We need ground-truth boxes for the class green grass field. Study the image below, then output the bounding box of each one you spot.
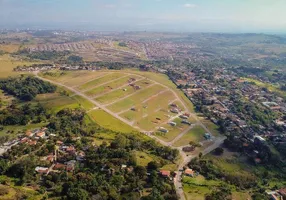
[107,84,165,113]
[88,109,135,133]
[173,125,206,147]
[94,79,153,104]
[72,95,94,110]
[34,93,79,113]
[40,70,107,87]
[84,75,136,97]
[183,175,222,200]
[77,73,126,91]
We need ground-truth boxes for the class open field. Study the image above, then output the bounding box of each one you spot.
[0,54,40,78]
[107,84,165,113]
[183,175,222,200]
[77,73,126,91]
[84,75,137,97]
[88,109,135,133]
[173,125,206,147]
[34,93,79,113]
[95,79,153,104]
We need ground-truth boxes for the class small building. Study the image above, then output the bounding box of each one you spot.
[159,127,168,133]
[53,163,66,170]
[169,122,177,126]
[26,130,34,137]
[182,120,191,125]
[170,108,179,114]
[160,170,170,178]
[36,132,45,138]
[184,168,194,177]
[254,135,266,144]
[180,115,188,119]
[35,167,49,174]
[204,133,212,140]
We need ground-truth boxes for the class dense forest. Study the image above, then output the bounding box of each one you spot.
[0,103,49,126]
[0,76,56,101]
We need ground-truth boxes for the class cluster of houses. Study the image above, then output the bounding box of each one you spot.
[267,187,286,200]
[14,64,102,72]
[168,67,286,154]
[159,167,198,180]
[0,128,49,156]
[35,140,85,175]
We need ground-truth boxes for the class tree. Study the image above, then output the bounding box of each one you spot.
[214,147,224,155]
[67,188,89,200]
[0,159,8,175]
[134,166,147,179]
[147,161,159,171]
[111,134,128,149]
[111,175,124,190]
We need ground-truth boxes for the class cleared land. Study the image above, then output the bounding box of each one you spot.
[39,70,220,148]
[173,125,206,147]
[107,84,165,113]
[77,73,126,91]
[88,109,135,133]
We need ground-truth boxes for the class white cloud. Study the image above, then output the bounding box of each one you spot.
[183,3,197,8]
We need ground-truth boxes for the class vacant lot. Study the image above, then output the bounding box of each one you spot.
[95,79,153,104]
[88,109,135,133]
[77,73,126,91]
[173,125,206,147]
[107,84,165,113]
[84,75,137,97]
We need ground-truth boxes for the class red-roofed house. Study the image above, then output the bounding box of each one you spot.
[160,170,170,177]
[36,132,45,138]
[184,168,194,177]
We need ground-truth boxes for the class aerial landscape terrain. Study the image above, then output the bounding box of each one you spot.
[0,29,285,200]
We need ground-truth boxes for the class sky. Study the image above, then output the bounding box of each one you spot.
[0,0,286,33]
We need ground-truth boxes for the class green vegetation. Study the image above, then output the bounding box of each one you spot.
[14,49,70,61]
[72,95,94,110]
[0,76,56,101]
[107,84,165,113]
[173,126,206,147]
[77,73,125,91]
[88,109,135,133]
[1,108,179,200]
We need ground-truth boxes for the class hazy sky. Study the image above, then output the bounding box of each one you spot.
[0,0,286,32]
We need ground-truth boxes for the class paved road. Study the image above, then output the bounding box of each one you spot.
[174,136,226,200]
